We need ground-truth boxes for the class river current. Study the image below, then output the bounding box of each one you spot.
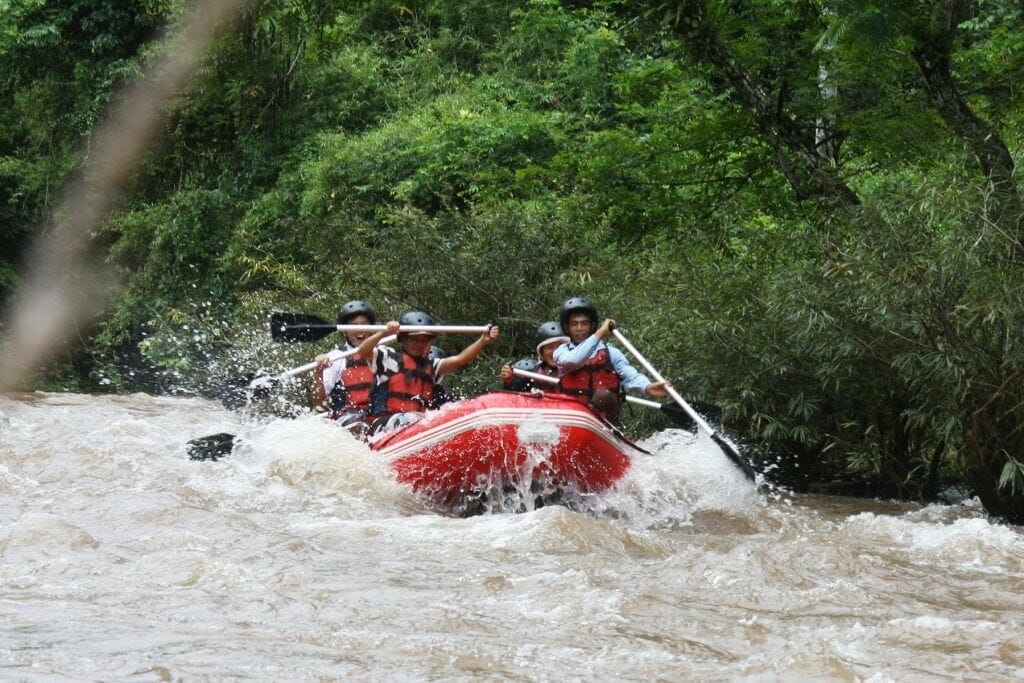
[1,391,1022,680]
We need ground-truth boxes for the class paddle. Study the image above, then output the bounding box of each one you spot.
[610,328,756,481]
[188,412,340,462]
[188,432,237,461]
[510,367,697,430]
[189,337,396,461]
[507,367,659,454]
[270,312,491,343]
[509,367,559,386]
[623,396,697,431]
[249,335,397,389]
[218,334,399,409]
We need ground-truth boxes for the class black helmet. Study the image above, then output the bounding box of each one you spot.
[512,357,540,373]
[338,300,376,324]
[399,310,437,336]
[533,320,569,352]
[559,296,598,331]
[427,345,447,362]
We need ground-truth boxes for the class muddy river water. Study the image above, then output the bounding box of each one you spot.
[1,391,1022,680]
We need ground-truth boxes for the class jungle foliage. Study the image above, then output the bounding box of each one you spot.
[1,0,1022,518]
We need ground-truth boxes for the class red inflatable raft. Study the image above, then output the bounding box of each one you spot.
[369,391,636,512]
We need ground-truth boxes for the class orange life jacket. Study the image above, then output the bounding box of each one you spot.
[372,351,436,416]
[336,355,374,412]
[559,347,620,401]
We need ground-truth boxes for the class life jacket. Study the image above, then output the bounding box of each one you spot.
[370,351,436,417]
[559,347,621,401]
[328,354,374,414]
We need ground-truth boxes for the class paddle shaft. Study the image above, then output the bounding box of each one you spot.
[624,395,665,410]
[611,328,755,480]
[250,335,397,388]
[285,323,491,335]
[610,329,716,436]
[511,367,558,385]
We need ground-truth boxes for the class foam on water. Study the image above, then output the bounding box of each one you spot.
[180,413,412,519]
[591,427,765,533]
[837,511,1024,575]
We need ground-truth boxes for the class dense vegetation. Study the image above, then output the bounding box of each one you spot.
[1,0,1022,518]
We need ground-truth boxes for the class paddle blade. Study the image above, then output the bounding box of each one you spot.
[219,372,259,410]
[188,433,237,461]
[710,432,756,481]
[270,312,335,343]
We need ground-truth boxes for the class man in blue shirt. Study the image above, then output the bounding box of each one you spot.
[553,296,669,422]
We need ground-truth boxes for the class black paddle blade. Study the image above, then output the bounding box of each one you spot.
[219,372,278,409]
[711,432,756,482]
[270,312,336,343]
[219,373,257,410]
[188,433,237,461]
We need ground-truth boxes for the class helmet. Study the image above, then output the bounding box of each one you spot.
[559,296,598,332]
[533,320,569,353]
[338,300,376,324]
[427,345,447,362]
[399,310,437,336]
[512,357,540,373]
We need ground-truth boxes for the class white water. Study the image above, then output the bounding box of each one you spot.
[1,391,1023,679]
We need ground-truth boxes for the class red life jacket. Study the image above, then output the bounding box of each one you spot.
[338,355,374,412]
[559,347,620,401]
[378,351,436,415]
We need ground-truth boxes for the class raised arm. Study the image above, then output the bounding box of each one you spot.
[357,320,400,364]
[554,318,618,373]
[437,324,499,375]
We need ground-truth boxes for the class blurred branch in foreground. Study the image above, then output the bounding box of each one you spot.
[0,0,251,392]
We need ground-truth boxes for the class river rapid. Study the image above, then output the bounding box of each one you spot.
[1,391,1022,680]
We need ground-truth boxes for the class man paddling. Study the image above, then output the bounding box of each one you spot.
[553,296,669,423]
[358,311,499,433]
[312,299,378,429]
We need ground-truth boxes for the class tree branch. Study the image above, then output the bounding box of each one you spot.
[663,0,860,206]
[911,0,1023,231]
